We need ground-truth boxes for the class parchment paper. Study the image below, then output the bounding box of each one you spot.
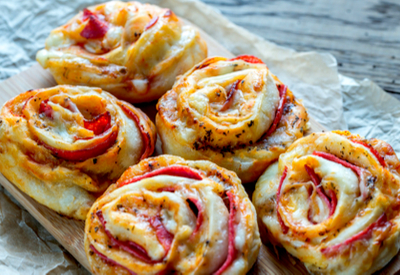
[0,0,399,273]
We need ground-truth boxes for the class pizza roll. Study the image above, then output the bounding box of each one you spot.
[0,85,156,220]
[253,131,400,274]
[84,155,260,275]
[156,55,308,183]
[36,1,207,103]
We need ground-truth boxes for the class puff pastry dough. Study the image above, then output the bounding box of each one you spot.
[36,1,207,103]
[156,56,308,183]
[253,131,400,274]
[0,85,156,220]
[84,155,260,275]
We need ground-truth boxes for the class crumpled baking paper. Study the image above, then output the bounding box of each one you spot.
[0,0,399,273]
[0,188,85,274]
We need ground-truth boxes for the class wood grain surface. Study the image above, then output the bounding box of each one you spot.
[204,0,400,99]
[0,19,334,275]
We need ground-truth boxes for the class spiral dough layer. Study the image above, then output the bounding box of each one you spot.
[156,56,308,183]
[0,85,156,220]
[84,155,260,275]
[253,131,400,274]
[36,1,207,103]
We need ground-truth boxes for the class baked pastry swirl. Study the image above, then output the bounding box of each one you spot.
[156,55,308,183]
[253,131,400,274]
[84,155,260,275]
[0,85,156,220]
[36,1,207,103]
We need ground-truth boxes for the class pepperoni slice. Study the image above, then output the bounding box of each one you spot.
[96,211,155,263]
[276,166,289,234]
[187,197,204,236]
[39,99,54,119]
[120,104,153,160]
[313,151,363,178]
[220,80,241,112]
[149,216,174,253]
[89,245,137,275]
[229,55,264,64]
[84,112,111,135]
[321,213,390,256]
[352,140,386,167]
[43,128,117,162]
[118,165,203,188]
[265,84,287,137]
[213,191,237,275]
[305,165,337,220]
[80,9,108,39]
[145,16,159,30]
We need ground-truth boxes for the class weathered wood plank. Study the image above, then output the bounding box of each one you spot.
[203,0,400,94]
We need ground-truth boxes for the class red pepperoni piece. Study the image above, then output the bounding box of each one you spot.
[80,9,108,39]
[149,216,174,253]
[43,128,117,162]
[321,213,390,256]
[84,112,111,135]
[220,80,241,112]
[313,151,363,178]
[305,165,337,220]
[120,104,153,161]
[157,187,175,193]
[39,99,54,119]
[82,8,94,21]
[89,245,137,275]
[276,166,289,234]
[96,211,155,263]
[327,189,337,217]
[229,55,264,64]
[187,197,204,236]
[145,16,159,30]
[265,84,287,137]
[213,191,237,275]
[118,165,203,188]
[352,140,386,167]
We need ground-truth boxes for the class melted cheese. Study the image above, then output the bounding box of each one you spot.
[0,85,155,221]
[254,131,400,275]
[36,1,207,103]
[85,155,261,275]
[156,56,308,183]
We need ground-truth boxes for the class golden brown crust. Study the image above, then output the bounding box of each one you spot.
[0,85,156,220]
[156,56,308,183]
[253,131,400,274]
[36,1,207,103]
[84,155,260,275]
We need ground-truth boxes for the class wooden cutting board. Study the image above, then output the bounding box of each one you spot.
[0,19,398,275]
